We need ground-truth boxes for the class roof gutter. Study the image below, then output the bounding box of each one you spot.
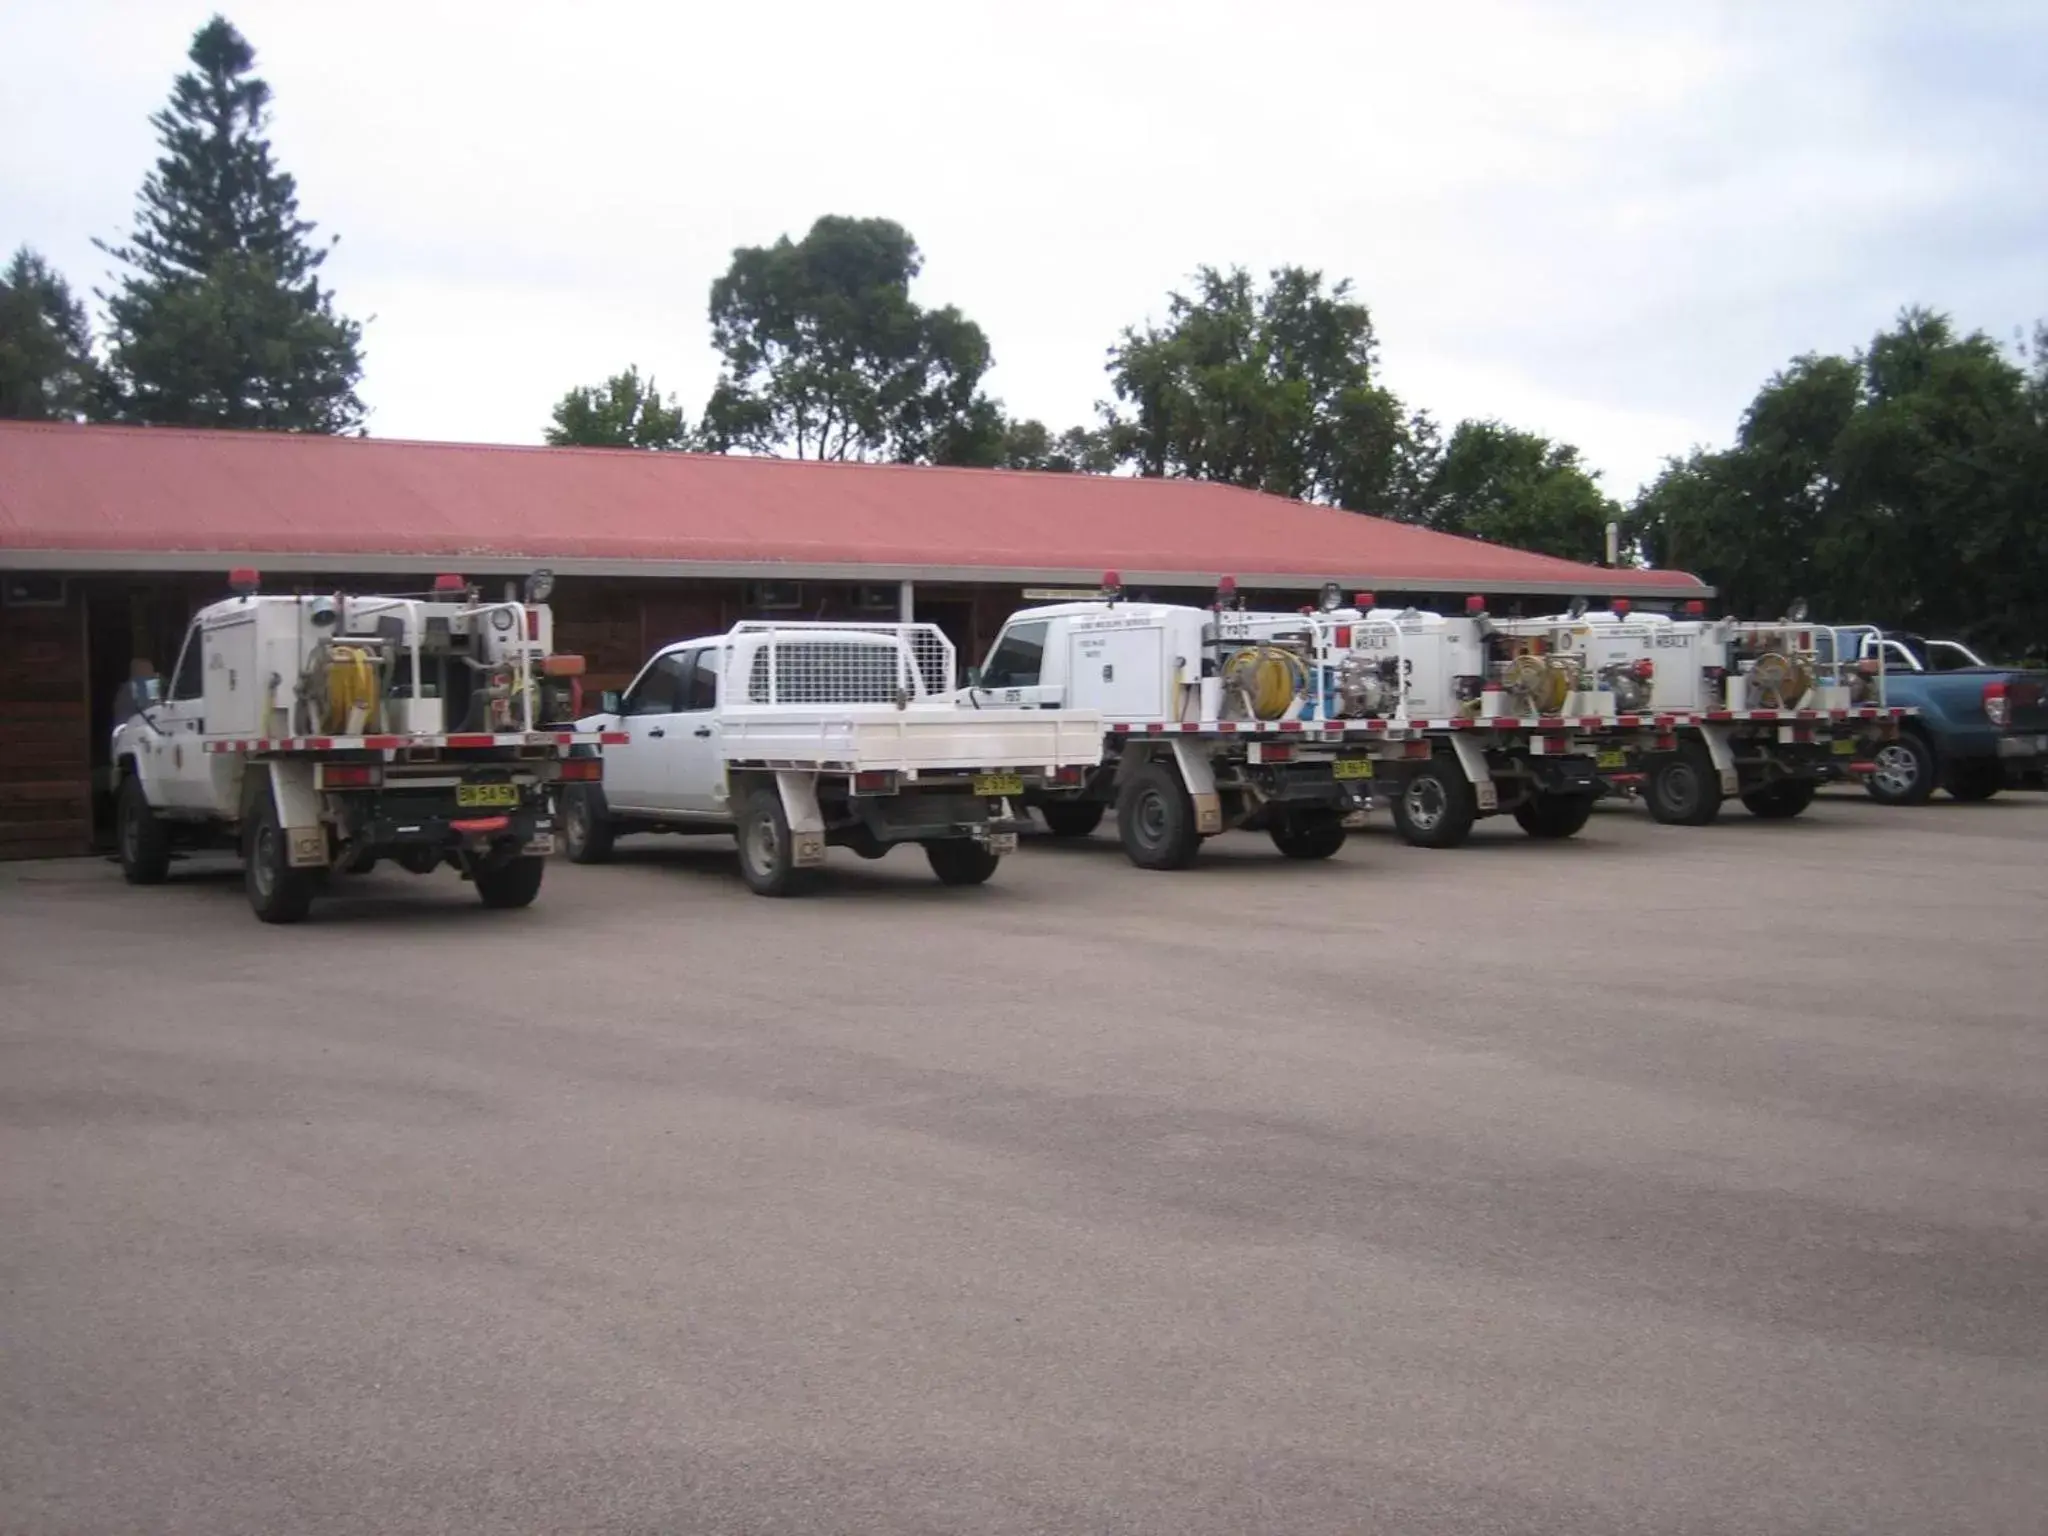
[0,547,1710,598]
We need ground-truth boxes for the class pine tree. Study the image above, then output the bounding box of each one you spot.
[0,247,97,420]
[96,15,364,432]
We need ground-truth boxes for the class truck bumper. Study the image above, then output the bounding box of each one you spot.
[358,804,555,853]
[1995,732,2048,759]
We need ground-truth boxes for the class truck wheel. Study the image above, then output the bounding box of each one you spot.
[1740,780,1817,819]
[1117,763,1201,870]
[1943,759,2004,803]
[1039,799,1105,838]
[1647,742,1724,826]
[561,785,616,863]
[925,839,1001,886]
[736,785,818,897]
[117,775,171,885]
[1513,791,1594,840]
[245,797,317,925]
[1390,759,1477,849]
[1865,732,1935,806]
[474,854,546,909]
[1268,813,1347,860]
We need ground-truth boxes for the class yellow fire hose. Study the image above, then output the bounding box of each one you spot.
[1224,646,1309,721]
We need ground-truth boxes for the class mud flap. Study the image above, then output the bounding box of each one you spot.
[774,771,829,868]
[266,761,328,867]
[1699,724,1740,796]
[1447,733,1498,812]
[1169,739,1224,834]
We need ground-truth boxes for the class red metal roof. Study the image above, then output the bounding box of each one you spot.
[0,421,1704,594]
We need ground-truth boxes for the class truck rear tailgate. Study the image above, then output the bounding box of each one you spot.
[720,708,1104,772]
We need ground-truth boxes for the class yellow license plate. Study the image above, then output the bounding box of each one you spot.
[1332,757,1375,780]
[1831,738,1856,755]
[973,773,1024,797]
[1596,750,1628,770]
[456,783,520,808]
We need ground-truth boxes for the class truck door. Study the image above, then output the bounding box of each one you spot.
[1069,625,1164,718]
[972,619,1061,708]
[606,649,693,814]
[150,621,215,812]
[669,648,727,816]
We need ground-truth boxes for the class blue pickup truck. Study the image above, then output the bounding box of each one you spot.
[1819,632,2048,803]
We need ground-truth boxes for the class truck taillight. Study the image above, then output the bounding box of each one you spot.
[1984,680,2010,726]
[1053,765,1085,785]
[853,770,898,793]
[559,757,602,782]
[1333,625,1353,648]
[317,764,380,789]
[526,610,540,640]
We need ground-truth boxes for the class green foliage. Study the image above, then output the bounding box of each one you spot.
[1408,419,1623,563]
[931,408,1118,473]
[546,367,695,450]
[0,247,96,420]
[96,15,363,432]
[1635,309,2047,654]
[1102,265,1410,512]
[700,216,995,462]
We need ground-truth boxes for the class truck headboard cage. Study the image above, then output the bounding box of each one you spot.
[728,622,958,706]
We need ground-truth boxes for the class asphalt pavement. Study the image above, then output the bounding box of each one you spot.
[3,794,2045,1534]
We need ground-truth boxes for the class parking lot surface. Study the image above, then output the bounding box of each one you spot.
[4,794,2046,1535]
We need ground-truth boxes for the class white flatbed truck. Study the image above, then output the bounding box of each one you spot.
[566,622,1102,894]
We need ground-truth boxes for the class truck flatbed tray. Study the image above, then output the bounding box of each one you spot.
[1103,707,1915,737]
[204,731,629,753]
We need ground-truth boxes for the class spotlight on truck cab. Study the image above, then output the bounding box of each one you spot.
[1318,582,1344,612]
[1567,595,1589,619]
[525,568,555,604]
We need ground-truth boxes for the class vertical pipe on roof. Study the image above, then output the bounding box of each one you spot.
[898,579,915,622]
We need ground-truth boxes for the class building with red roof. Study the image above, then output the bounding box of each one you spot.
[0,420,1703,856]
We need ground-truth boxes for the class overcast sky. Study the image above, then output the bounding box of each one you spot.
[4,0,2042,496]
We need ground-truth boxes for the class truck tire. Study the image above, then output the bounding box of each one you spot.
[1117,763,1201,870]
[1865,731,1936,806]
[1647,742,1724,826]
[736,784,818,897]
[474,854,546,909]
[1268,813,1347,860]
[925,839,1001,886]
[117,775,172,885]
[1390,759,1478,849]
[245,795,317,925]
[1943,759,2004,803]
[561,784,616,863]
[1039,799,1105,838]
[1740,780,1817,819]
[1513,791,1594,840]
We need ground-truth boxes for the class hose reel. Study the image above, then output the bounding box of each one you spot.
[1746,651,1812,709]
[1222,645,1310,721]
[1496,653,1574,716]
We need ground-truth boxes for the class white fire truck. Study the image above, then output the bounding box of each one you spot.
[111,570,619,922]
[568,622,1102,895]
[966,578,1378,869]
[1517,603,1909,823]
[1254,592,1652,849]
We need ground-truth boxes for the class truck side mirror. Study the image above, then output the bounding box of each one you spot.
[965,666,983,688]
[134,677,163,707]
[600,690,622,714]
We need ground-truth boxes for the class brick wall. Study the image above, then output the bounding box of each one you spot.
[0,582,90,860]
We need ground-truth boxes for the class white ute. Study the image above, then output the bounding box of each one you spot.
[565,621,1102,894]
[111,569,617,923]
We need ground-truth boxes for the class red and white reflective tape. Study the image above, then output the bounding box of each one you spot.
[204,730,624,754]
[1101,705,1909,739]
